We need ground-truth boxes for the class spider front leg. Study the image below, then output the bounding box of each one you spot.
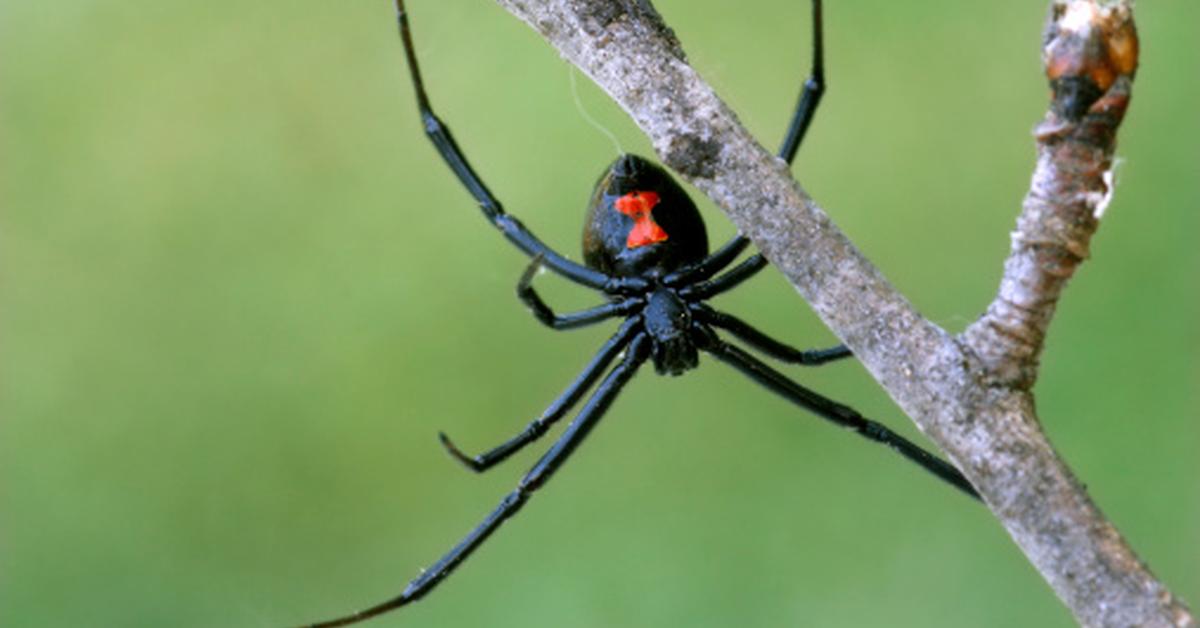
[395,1,645,295]
[307,334,652,628]
[689,303,850,366]
[663,232,750,287]
[680,254,770,301]
[679,0,827,285]
[694,325,979,500]
[517,258,643,330]
[439,318,641,473]
[779,0,826,165]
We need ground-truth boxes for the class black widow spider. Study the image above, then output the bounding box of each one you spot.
[306,1,980,626]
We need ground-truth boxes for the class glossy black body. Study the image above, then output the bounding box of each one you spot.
[641,287,698,375]
[303,2,979,626]
[582,154,709,279]
[582,154,709,375]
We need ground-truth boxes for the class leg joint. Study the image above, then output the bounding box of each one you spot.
[421,111,443,136]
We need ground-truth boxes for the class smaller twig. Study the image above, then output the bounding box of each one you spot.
[963,0,1138,388]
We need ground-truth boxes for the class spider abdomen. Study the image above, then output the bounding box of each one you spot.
[582,154,708,278]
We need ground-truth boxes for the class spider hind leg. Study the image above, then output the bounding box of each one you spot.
[694,325,980,500]
[438,319,641,473]
[690,303,851,366]
[307,334,651,628]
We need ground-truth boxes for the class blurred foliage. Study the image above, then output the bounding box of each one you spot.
[2,1,1197,626]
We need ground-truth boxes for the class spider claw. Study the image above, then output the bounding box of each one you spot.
[438,431,484,473]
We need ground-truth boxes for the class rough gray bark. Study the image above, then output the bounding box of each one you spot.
[493,0,1194,626]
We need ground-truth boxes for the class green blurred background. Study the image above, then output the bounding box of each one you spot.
[3,1,1197,626]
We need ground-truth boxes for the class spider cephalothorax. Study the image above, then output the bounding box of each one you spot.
[304,1,979,626]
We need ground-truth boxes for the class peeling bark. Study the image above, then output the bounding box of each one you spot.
[492,0,1195,626]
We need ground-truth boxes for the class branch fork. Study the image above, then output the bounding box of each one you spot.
[492,0,1192,626]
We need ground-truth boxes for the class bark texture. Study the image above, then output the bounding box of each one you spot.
[492,0,1194,626]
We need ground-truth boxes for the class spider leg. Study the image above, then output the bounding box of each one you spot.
[673,0,827,285]
[662,234,750,287]
[694,325,980,500]
[680,254,769,301]
[779,0,826,165]
[689,303,850,366]
[517,258,643,330]
[395,1,644,294]
[307,334,652,628]
[439,317,642,472]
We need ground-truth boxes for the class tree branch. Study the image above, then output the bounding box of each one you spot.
[493,0,1194,626]
[962,1,1137,387]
